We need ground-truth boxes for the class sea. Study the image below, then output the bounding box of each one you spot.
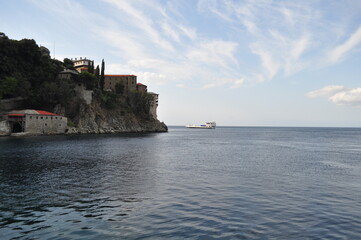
[1,126,361,239]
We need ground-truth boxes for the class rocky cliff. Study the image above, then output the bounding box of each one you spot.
[58,98,167,134]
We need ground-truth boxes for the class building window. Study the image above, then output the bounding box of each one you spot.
[30,116,32,119]
[41,117,43,119]
[45,123,47,126]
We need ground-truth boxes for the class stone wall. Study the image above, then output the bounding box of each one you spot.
[0,120,10,136]
[104,75,137,92]
[25,115,67,134]
[75,83,93,104]
[149,93,159,119]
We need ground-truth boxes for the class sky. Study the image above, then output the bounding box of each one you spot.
[1,0,361,127]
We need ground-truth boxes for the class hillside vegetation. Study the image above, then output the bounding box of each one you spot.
[0,33,156,124]
[0,33,76,108]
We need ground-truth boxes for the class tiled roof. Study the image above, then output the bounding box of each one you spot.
[7,110,60,116]
[105,74,136,77]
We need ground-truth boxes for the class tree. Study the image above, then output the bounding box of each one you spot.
[88,61,94,74]
[0,32,9,39]
[63,58,75,70]
[95,65,100,78]
[100,59,105,90]
[77,72,98,90]
[39,46,51,59]
[29,78,75,109]
[0,76,17,99]
[130,92,152,117]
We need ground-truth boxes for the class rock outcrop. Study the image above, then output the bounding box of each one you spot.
[61,100,167,134]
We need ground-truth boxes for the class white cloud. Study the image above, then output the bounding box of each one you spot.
[291,35,310,60]
[230,78,245,88]
[103,0,175,52]
[98,29,147,61]
[330,88,361,107]
[187,40,238,67]
[307,86,361,107]
[199,0,361,82]
[329,26,361,63]
[161,22,180,42]
[250,44,280,80]
[306,85,347,98]
[134,72,167,86]
[28,0,361,90]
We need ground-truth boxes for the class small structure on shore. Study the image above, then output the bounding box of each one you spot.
[1,110,67,136]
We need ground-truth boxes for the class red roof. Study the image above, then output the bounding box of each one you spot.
[35,110,59,116]
[7,110,60,116]
[105,74,136,77]
[137,83,146,86]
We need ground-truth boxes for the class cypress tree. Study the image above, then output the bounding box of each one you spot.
[95,65,100,88]
[100,59,105,90]
[95,65,100,78]
[89,61,94,74]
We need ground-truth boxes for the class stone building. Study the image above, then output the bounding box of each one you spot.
[148,92,159,119]
[104,75,137,92]
[136,83,147,93]
[72,57,93,73]
[56,69,79,80]
[4,110,67,135]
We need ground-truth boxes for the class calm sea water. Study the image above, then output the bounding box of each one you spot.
[1,127,361,239]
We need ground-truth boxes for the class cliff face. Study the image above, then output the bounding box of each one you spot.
[63,100,167,134]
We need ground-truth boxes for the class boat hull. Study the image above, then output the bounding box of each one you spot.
[185,122,216,129]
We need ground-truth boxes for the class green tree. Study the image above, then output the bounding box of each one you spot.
[30,78,75,109]
[0,76,18,99]
[39,46,50,58]
[63,58,75,70]
[130,92,152,117]
[95,64,100,86]
[77,72,98,90]
[95,65,100,77]
[89,61,94,74]
[0,32,9,39]
[100,59,105,90]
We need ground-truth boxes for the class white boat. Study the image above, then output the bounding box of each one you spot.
[185,122,216,129]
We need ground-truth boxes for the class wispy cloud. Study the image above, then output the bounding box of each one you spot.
[306,85,347,98]
[187,40,238,68]
[307,86,361,108]
[199,0,361,82]
[28,0,361,90]
[328,26,361,63]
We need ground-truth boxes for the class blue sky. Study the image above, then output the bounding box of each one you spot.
[1,0,361,127]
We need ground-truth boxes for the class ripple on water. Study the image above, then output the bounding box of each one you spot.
[1,128,361,239]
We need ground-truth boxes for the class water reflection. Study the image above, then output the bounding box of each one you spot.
[1,128,361,239]
[0,133,162,239]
